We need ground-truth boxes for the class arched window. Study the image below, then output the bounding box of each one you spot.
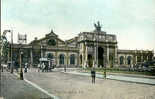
[127,56,132,65]
[59,54,65,65]
[120,56,124,65]
[47,53,54,59]
[70,54,75,65]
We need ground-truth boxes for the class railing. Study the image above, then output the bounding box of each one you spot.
[78,34,117,43]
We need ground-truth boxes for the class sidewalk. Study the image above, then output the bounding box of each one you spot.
[106,72,155,79]
[78,69,155,79]
[66,71,155,85]
[0,70,53,99]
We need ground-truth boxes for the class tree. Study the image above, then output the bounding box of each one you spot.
[1,35,10,63]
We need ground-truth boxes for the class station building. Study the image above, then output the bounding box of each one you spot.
[10,23,154,68]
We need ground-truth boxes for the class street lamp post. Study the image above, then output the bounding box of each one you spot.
[10,30,14,74]
[96,30,99,68]
[62,55,67,72]
[18,33,27,80]
[64,42,68,72]
[104,54,107,79]
[20,50,23,80]
[64,64,66,72]
[64,55,67,72]
[40,42,43,58]
[104,33,107,79]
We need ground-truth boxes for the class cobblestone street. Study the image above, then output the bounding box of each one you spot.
[0,70,53,99]
[24,69,155,99]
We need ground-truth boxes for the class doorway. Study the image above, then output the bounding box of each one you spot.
[98,47,104,67]
[88,54,93,67]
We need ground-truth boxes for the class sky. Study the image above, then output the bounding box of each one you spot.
[1,0,155,52]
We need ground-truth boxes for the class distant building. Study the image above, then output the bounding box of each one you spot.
[10,23,154,68]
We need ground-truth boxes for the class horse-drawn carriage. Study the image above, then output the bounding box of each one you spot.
[38,58,55,72]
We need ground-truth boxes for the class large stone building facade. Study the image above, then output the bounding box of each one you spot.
[10,23,154,68]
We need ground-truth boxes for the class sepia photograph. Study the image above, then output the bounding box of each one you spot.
[1,0,155,99]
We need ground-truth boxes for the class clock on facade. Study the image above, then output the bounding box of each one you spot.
[47,39,56,46]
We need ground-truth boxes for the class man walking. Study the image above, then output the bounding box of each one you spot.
[91,68,96,84]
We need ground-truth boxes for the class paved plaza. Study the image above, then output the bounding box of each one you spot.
[22,69,155,99]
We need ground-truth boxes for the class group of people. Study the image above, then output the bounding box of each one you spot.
[1,62,29,73]
[1,61,97,84]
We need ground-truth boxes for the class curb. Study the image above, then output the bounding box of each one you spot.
[64,71,155,85]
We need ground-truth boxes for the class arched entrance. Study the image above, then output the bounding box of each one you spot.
[98,47,104,67]
[127,56,132,65]
[120,56,124,65]
[59,54,65,65]
[88,54,93,67]
[70,54,75,65]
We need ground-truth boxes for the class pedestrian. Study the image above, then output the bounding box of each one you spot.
[24,63,28,73]
[91,67,96,84]
[42,63,45,72]
[38,63,40,72]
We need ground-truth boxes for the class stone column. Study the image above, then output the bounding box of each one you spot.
[66,52,69,67]
[106,44,109,67]
[79,54,81,66]
[85,45,88,67]
[135,55,137,64]
[56,52,58,67]
[76,53,79,67]
[114,45,118,66]
[118,55,120,65]
[124,55,126,65]
[131,56,133,66]
[141,54,144,62]
[93,43,97,68]
[8,44,11,62]
[82,43,85,67]
[82,54,84,67]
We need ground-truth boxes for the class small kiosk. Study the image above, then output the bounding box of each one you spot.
[39,58,55,72]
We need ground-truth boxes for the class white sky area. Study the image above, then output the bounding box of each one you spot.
[1,0,155,52]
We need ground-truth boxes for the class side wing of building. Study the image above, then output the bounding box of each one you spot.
[117,49,154,67]
[11,30,80,68]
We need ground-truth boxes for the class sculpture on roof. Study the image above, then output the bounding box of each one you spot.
[50,29,54,33]
[94,21,102,31]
